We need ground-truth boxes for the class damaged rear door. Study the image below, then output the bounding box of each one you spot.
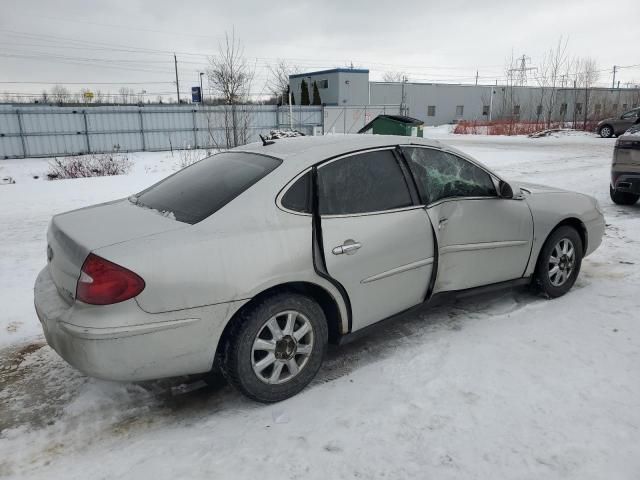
[316,148,435,331]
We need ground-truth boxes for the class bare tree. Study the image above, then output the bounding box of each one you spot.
[94,90,104,104]
[499,51,523,129]
[382,71,407,83]
[50,85,71,103]
[630,82,640,110]
[538,37,570,128]
[207,30,255,148]
[118,87,136,104]
[41,90,49,104]
[267,60,300,103]
[574,57,599,129]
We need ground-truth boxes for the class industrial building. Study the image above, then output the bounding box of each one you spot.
[290,68,640,126]
[288,68,370,106]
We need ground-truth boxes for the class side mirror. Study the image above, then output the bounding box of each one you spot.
[499,180,514,199]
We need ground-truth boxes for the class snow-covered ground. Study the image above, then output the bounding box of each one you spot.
[1,131,639,479]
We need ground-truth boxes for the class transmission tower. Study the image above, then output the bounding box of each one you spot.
[508,55,537,86]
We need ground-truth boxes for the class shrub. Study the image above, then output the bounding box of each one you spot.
[453,120,588,136]
[47,152,132,180]
[174,148,211,170]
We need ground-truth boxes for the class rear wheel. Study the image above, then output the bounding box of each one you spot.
[220,293,327,403]
[599,125,614,138]
[534,226,583,298]
[610,185,639,205]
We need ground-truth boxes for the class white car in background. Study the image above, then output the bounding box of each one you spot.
[35,135,605,402]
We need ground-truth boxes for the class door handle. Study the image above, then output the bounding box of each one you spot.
[438,218,448,230]
[332,239,361,255]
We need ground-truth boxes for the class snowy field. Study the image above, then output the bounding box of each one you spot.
[1,128,639,479]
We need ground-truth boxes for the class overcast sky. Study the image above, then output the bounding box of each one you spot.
[1,0,639,101]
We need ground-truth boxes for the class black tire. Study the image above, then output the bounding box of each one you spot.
[610,185,639,205]
[598,125,614,138]
[220,293,328,403]
[534,226,583,298]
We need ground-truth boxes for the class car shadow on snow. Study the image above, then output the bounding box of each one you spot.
[0,284,541,444]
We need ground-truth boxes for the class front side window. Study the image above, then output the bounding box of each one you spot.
[133,152,281,224]
[318,150,412,215]
[622,108,640,119]
[402,147,497,204]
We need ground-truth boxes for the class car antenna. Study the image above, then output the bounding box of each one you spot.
[259,134,275,146]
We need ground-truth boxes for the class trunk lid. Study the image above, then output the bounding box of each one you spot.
[47,199,185,302]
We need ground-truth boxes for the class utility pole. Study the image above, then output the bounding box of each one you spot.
[199,72,205,105]
[174,53,180,103]
[288,90,293,130]
[401,75,407,116]
[489,86,495,122]
[612,65,617,89]
[475,70,479,86]
[572,80,577,127]
[560,74,568,88]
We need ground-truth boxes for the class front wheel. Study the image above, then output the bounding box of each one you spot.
[610,185,639,205]
[220,293,328,403]
[534,226,583,298]
[599,125,614,138]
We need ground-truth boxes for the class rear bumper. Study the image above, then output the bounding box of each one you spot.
[34,266,245,381]
[611,171,640,195]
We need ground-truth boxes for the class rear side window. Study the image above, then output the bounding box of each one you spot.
[281,171,311,213]
[318,150,412,215]
[402,147,496,204]
[133,152,281,224]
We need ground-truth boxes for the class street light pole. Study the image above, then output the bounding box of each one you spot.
[199,72,205,105]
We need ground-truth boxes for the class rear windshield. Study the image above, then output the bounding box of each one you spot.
[132,152,281,224]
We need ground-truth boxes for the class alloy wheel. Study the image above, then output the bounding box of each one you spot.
[548,238,576,287]
[251,310,314,384]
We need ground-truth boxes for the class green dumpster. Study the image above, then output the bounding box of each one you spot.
[358,115,424,137]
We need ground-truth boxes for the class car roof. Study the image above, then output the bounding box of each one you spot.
[236,134,442,167]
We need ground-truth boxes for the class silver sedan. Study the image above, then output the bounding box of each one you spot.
[34,135,605,402]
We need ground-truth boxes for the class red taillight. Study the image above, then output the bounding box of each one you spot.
[76,254,145,305]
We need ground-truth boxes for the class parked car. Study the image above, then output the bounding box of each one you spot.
[597,107,640,138]
[610,124,640,205]
[34,135,605,402]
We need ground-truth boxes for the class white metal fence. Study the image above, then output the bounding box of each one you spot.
[0,104,400,159]
[323,105,401,134]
